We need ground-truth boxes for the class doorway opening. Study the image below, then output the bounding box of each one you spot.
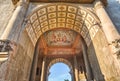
[48,62,72,81]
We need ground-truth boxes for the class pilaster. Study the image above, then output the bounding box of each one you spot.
[74,56,79,81]
[1,0,29,42]
[94,0,120,58]
[81,41,93,81]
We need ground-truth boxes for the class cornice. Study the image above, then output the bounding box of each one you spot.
[11,0,107,6]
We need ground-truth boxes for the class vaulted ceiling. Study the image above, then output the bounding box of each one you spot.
[38,29,82,56]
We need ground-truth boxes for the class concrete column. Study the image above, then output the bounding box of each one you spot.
[1,0,29,41]
[82,41,93,81]
[94,0,120,43]
[74,56,79,81]
[40,56,46,81]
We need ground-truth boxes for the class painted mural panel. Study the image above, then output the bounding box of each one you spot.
[44,30,77,46]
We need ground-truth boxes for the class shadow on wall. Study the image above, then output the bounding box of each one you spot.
[106,0,120,33]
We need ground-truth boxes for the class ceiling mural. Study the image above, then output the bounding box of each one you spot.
[39,29,82,55]
[25,4,101,46]
[44,30,77,46]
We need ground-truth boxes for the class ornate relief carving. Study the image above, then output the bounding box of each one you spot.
[0,40,17,62]
[0,40,16,52]
[110,39,120,58]
[12,0,29,7]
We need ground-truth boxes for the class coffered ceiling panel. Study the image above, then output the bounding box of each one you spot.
[25,4,101,46]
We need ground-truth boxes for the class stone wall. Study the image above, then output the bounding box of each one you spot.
[0,31,35,81]
[8,30,35,81]
[88,29,120,81]
[0,0,14,37]
[106,0,120,33]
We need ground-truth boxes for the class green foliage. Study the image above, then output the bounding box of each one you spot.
[64,79,69,81]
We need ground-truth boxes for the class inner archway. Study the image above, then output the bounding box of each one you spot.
[48,62,72,81]
[27,3,105,81]
[32,29,93,81]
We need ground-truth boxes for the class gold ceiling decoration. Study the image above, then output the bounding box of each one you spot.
[25,4,101,46]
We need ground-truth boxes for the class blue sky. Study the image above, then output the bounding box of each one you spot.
[48,63,71,81]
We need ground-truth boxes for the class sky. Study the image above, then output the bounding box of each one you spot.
[116,0,120,3]
[48,63,71,81]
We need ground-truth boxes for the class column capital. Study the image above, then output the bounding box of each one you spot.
[12,0,29,6]
[16,0,29,8]
[94,0,104,10]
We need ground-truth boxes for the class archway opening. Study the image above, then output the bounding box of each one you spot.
[48,62,72,81]
[27,3,104,81]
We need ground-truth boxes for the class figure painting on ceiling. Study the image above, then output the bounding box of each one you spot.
[44,30,77,46]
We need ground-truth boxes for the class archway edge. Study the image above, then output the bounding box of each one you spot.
[47,58,73,73]
[25,3,101,46]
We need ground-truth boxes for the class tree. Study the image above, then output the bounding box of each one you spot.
[64,79,69,81]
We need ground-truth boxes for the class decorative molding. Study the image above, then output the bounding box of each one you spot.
[12,0,29,8]
[30,0,94,3]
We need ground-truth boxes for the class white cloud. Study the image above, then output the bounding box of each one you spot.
[48,74,71,81]
[116,0,120,3]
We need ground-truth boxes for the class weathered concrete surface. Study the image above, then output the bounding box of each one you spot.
[0,31,35,81]
[0,61,8,81]
[0,0,14,37]
[88,29,120,81]
[106,0,120,33]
